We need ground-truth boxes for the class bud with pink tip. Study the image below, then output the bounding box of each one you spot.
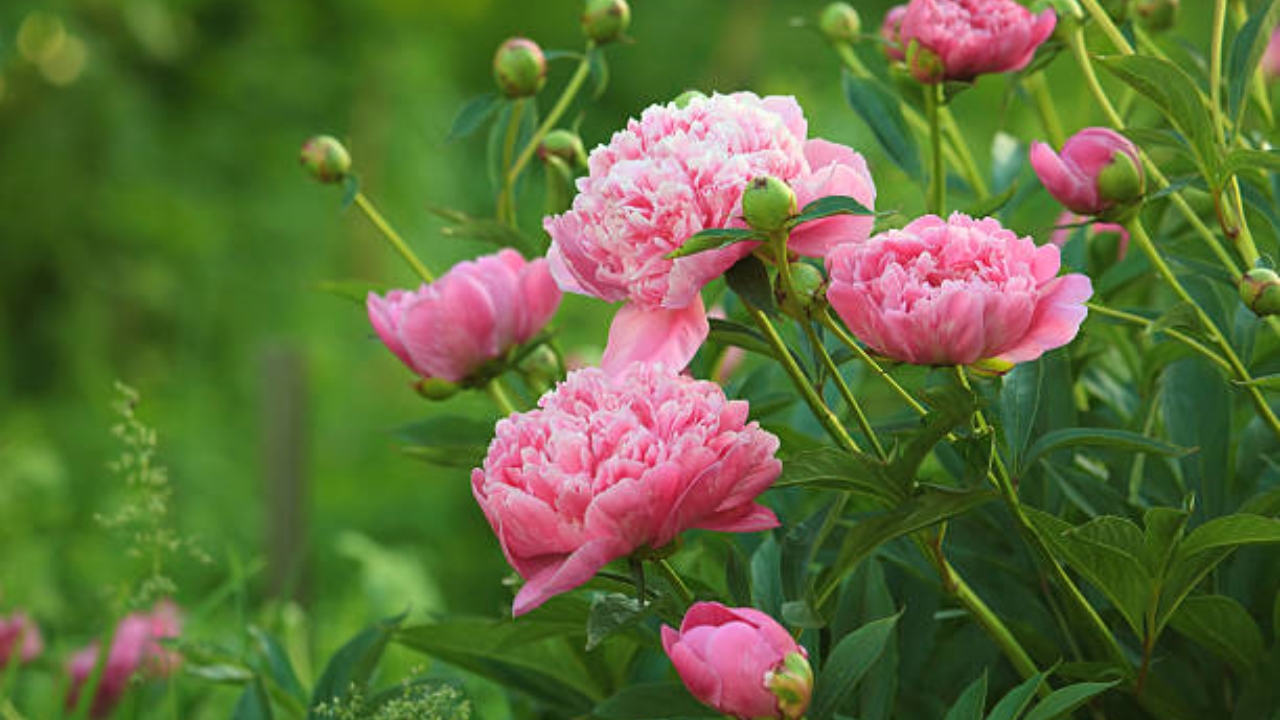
[493,38,547,98]
[66,601,182,719]
[1263,28,1280,82]
[581,0,630,44]
[300,135,351,184]
[0,612,43,668]
[1030,127,1144,220]
[899,0,1056,84]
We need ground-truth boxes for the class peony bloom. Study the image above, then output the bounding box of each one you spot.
[367,249,561,385]
[1030,127,1144,218]
[1050,211,1130,261]
[0,612,43,667]
[472,363,782,616]
[899,0,1056,83]
[544,92,876,374]
[881,5,908,62]
[1264,28,1280,81]
[826,213,1092,366]
[663,602,812,720]
[66,601,183,719]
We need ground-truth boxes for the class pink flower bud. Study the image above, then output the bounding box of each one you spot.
[66,601,183,719]
[662,602,811,720]
[472,365,781,616]
[881,5,908,61]
[367,249,562,385]
[0,612,43,667]
[1264,28,1280,82]
[1030,127,1144,218]
[899,0,1056,83]
[826,212,1092,367]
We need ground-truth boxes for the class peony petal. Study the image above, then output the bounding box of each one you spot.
[601,297,710,375]
[996,273,1093,363]
[512,537,626,616]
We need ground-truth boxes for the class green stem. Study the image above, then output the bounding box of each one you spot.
[1025,72,1066,148]
[498,98,526,226]
[801,320,887,460]
[745,304,862,454]
[1210,0,1229,144]
[506,44,595,186]
[486,379,519,416]
[354,192,434,283]
[654,559,695,609]
[924,83,946,215]
[1086,302,1232,374]
[1078,0,1135,53]
[1125,220,1280,441]
[819,310,928,416]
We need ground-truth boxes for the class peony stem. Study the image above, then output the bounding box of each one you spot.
[819,310,928,416]
[924,83,946,215]
[1086,303,1232,374]
[629,557,647,607]
[1024,72,1066,148]
[800,320,887,460]
[1077,0,1135,54]
[506,43,595,188]
[497,98,526,226]
[1124,220,1280,441]
[486,379,519,417]
[353,192,435,283]
[654,558,695,610]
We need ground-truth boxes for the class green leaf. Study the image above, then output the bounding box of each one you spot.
[587,46,609,99]
[1000,359,1044,475]
[1175,514,1280,557]
[1097,56,1220,182]
[1141,507,1190,578]
[448,93,501,141]
[886,383,977,490]
[1231,373,1280,390]
[1023,681,1119,720]
[808,613,901,720]
[941,672,987,720]
[774,447,899,501]
[788,195,881,228]
[593,681,719,719]
[439,218,538,256]
[751,535,784,618]
[781,599,827,629]
[707,318,777,359]
[781,499,840,602]
[394,416,495,469]
[307,613,405,719]
[841,71,922,179]
[985,670,1046,720]
[664,227,762,259]
[1169,594,1266,670]
[585,593,650,651]
[313,279,393,305]
[1020,427,1188,474]
[1222,149,1280,180]
[725,255,779,317]
[1226,1,1280,131]
[231,679,274,720]
[187,663,254,683]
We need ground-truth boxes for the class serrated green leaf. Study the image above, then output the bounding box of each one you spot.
[789,195,881,228]
[726,254,779,316]
[1169,594,1266,670]
[585,593,649,651]
[809,613,901,720]
[593,681,719,719]
[985,670,1047,720]
[448,93,502,141]
[841,71,921,179]
[664,227,762,259]
[1023,680,1119,720]
[941,672,987,720]
[1021,427,1188,474]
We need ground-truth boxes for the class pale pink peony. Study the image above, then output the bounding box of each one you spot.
[881,5,908,61]
[367,249,561,384]
[66,601,183,719]
[0,612,43,667]
[544,92,876,374]
[662,602,811,720]
[1263,28,1280,80]
[826,213,1092,366]
[1030,127,1143,217]
[472,363,782,616]
[1051,211,1130,260]
[900,0,1056,83]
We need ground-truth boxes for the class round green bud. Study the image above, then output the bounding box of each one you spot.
[299,135,351,184]
[906,40,945,84]
[538,129,587,168]
[741,175,797,232]
[493,38,547,98]
[1240,268,1280,317]
[786,262,827,311]
[818,3,861,44]
[765,652,814,720]
[582,0,631,44]
[672,89,707,108]
[415,377,460,401]
[1097,150,1145,210]
[518,345,562,387]
[1134,0,1177,32]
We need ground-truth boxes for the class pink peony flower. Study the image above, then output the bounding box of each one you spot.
[1050,211,1130,260]
[0,612,43,667]
[367,249,561,384]
[472,363,782,616]
[826,213,1092,366]
[662,602,812,720]
[900,0,1056,83]
[881,5,908,61]
[544,92,876,374]
[1030,127,1144,218]
[1263,28,1280,81]
[66,601,183,719]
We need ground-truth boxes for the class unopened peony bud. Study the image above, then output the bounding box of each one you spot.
[1134,0,1177,31]
[1240,268,1280,317]
[900,0,1057,83]
[766,652,814,720]
[779,262,826,320]
[742,176,797,232]
[493,38,547,98]
[672,89,707,108]
[1030,127,1144,220]
[300,135,351,184]
[581,0,630,44]
[538,129,587,168]
[818,3,861,44]
[416,377,460,400]
[1096,149,1145,209]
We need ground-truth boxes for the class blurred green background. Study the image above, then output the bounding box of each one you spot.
[0,0,1220,716]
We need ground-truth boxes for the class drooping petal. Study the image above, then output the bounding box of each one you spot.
[601,297,710,375]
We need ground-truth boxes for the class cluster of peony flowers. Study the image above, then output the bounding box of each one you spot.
[66,601,183,719]
[471,363,782,615]
[0,611,43,668]
[544,91,876,373]
[367,249,561,388]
